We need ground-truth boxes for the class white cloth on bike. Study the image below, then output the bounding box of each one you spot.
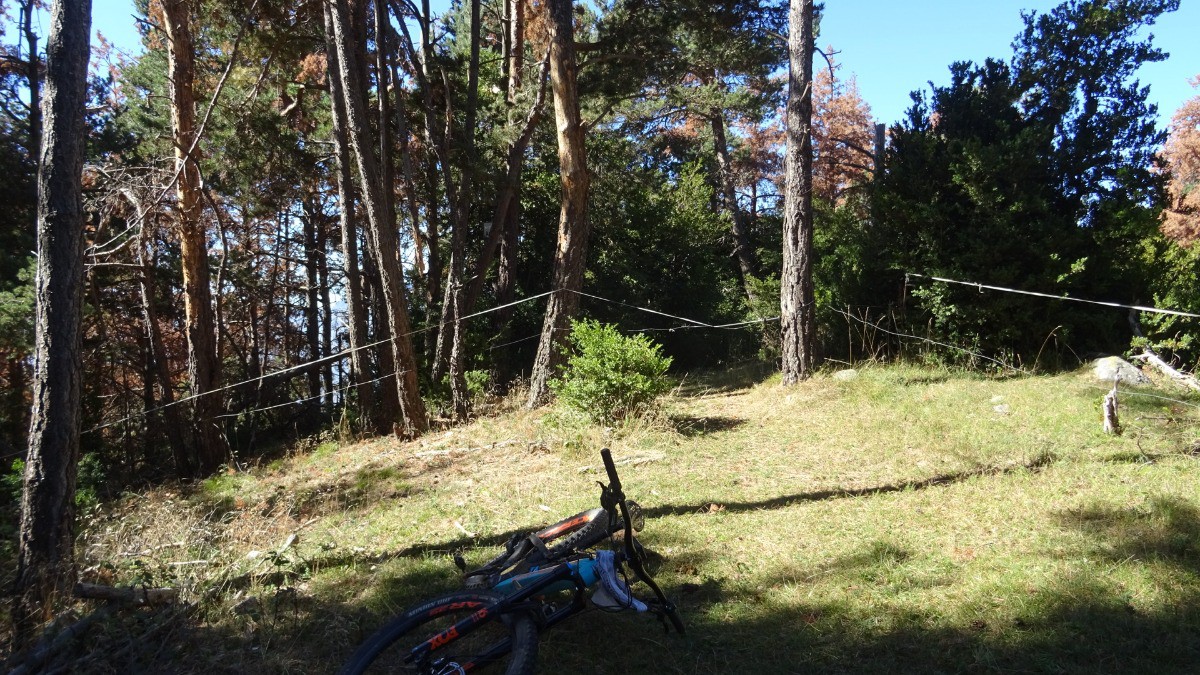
[591,549,648,612]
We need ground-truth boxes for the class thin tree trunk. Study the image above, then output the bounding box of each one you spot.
[463,53,550,318]
[326,0,427,436]
[134,215,190,476]
[163,0,227,472]
[428,0,481,404]
[318,215,334,410]
[382,10,425,284]
[527,0,590,408]
[367,264,402,429]
[781,0,817,384]
[323,4,378,428]
[302,196,323,420]
[710,105,759,304]
[490,16,534,386]
[13,0,91,643]
[445,0,481,420]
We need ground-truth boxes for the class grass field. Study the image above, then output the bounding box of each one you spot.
[43,363,1200,673]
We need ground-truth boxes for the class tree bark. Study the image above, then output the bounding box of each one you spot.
[381,9,425,285]
[323,3,378,427]
[13,0,91,644]
[505,0,524,103]
[444,0,482,420]
[710,102,759,304]
[302,196,323,421]
[326,0,427,436]
[134,215,190,476]
[464,55,550,319]
[780,0,817,384]
[162,0,228,472]
[527,0,590,407]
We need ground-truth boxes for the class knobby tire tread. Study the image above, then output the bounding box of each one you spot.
[542,514,609,560]
[340,590,537,675]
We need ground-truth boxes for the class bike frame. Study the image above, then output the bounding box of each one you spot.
[406,558,597,671]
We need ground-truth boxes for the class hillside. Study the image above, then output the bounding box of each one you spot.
[34,364,1200,673]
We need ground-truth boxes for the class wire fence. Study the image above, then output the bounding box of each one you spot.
[74,272,1200,446]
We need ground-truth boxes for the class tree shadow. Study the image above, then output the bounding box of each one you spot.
[1057,495,1200,574]
[34,492,1200,673]
[643,451,1056,519]
[534,554,1200,674]
[669,414,747,437]
[675,361,777,396]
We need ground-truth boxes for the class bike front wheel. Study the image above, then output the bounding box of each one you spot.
[340,590,538,675]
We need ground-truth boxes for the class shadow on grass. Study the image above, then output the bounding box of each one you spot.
[535,564,1200,674]
[35,489,1200,673]
[1058,495,1200,574]
[669,414,747,437]
[212,452,1058,594]
[676,361,777,396]
[644,451,1056,519]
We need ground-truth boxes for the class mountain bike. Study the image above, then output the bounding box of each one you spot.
[340,448,684,674]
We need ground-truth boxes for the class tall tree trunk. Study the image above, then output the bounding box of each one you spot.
[427,0,481,403]
[420,160,442,369]
[464,54,550,318]
[381,9,425,285]
[505,0,524,103]
[13,0,91,643]
[527,0,590,408]
[323,4,378,428]
[443,0,481,420]
[163,0,227,472]
[781,0,817,384]
[318,215,334,410]
[710,104,759,304]
[134,214,190,476]
[302,196,323,420]
[326,0,427,436]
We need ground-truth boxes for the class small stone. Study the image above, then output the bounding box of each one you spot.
[993,404,1011,415]
[832,369,858,381]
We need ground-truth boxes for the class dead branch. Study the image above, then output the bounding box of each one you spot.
[9,606,115,675]
[74,583,179,606]
[1131,350,1200,392]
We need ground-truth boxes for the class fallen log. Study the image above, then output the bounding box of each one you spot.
[1131,350,1200,392]
[74,583,178,606]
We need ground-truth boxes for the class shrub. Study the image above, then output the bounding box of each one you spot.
[550,320,673,424]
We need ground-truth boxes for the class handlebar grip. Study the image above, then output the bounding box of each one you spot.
[600,448,621,491]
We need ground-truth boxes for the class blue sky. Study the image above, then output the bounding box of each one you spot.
[819,0,1200,126]
[86,0,1199,126]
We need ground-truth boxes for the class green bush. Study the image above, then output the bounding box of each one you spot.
[550,320,673,424]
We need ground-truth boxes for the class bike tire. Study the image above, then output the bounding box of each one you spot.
[542,500,642,560]
[340,590,538,675]
[542,513,609,559]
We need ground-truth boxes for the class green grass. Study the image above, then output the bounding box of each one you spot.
[47,363,1200,672]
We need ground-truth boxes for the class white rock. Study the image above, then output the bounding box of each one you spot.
[1092,356,1150,385]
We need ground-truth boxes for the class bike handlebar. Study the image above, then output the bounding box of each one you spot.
[599,448,685,635]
